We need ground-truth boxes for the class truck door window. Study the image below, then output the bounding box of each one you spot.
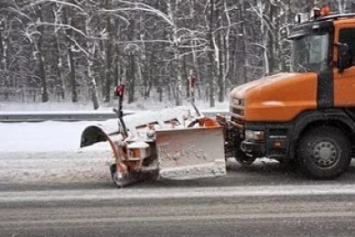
[339,28,355,65]
[290,34,329,73]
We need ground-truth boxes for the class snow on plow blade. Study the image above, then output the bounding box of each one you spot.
[80,106,227,186]
[156,126,226,180]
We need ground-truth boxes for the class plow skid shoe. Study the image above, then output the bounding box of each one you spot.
[155,126,226,180]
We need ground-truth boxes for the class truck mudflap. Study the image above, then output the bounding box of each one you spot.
[155,126,226,180]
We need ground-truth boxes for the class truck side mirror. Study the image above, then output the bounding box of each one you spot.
[337,43,352,72]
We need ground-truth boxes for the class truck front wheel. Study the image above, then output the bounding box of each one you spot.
[297,126,351,179]
[235,144,256,165]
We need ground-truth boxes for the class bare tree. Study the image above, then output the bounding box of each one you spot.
[3,0,350,107]
[25,3,49,102]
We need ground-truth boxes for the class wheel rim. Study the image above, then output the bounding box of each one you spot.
[312,140,338,168]
[113,170,122,182]
[110,164,125,188]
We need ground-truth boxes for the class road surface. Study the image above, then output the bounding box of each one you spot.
[2,158,355,236]
[1,120,355,236]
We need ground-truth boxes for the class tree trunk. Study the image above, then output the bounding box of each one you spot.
[223,0,231,96]
[208,0,216,107]
[258,0,269,76]
[38,50,48,102]
[0,17,10,101]
[89,71,99,110]
[217,6,225,102]
[167,0,182,106]
[104,0,113,103]
[67,42,77,103]
[35,6,48,103]
[53,4,66,100]
[127,16,136,104]
[128,54,135,103]
[63,3,78,103]
[0,18,7,74]
[53,38,65,100]
[137,3,145,99]
[238,1,248,83]
[84,8,99,110]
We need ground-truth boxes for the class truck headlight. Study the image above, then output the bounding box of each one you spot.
[245,130,265,141]
[231,98,245,106]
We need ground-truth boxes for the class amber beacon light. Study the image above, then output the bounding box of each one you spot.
[321,5,330,16]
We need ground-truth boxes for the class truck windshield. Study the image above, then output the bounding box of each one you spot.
[290,34,329,73]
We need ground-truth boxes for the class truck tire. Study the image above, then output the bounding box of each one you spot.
[297,126,351,179]
[235,145,256,165]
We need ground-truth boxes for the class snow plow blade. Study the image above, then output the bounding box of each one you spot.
[156,126,226,180]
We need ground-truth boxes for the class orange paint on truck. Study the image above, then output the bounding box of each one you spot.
[230,73,318,122]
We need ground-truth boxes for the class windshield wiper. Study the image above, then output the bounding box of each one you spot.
[297,64,311,72]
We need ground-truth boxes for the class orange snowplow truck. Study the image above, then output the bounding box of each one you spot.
[229,9,355,179]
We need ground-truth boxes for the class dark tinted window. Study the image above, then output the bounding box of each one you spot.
[339,28,355,64]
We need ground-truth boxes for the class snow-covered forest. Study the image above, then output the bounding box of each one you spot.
[0,0,354,109]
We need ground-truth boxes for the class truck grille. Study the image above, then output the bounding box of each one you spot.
[231,107,244,116]
[231,116,244,125]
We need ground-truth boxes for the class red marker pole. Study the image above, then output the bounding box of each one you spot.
[114,84,128,137]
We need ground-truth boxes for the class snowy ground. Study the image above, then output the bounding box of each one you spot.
[0,121,93,152]
[0,121,114,185]
[0,99,229,112]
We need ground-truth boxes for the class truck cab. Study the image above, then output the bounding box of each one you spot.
[229,9,355,178]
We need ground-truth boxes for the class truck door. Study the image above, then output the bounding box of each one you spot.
[333,24,355,107]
